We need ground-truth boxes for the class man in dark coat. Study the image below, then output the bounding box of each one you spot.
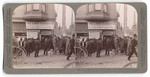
[34,38,41,57]
[62,37,66,55]
[41,37,45,49]
[87,39,94,57]
[66,34,75,61]
[44,37,53,56]
[128,34,138,61]
[105,37,113,56]
[19,38,24,47]
[25,39,32,57]
[92,39,97,54]
[123,37,128,55]
[96,38,102,57]
[103,37,107,51]
[114,35,119,55]
[29,38,35,54]
[43,38,48,55]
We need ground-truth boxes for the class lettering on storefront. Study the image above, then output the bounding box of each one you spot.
[41,31,51,35]
[88,22,116,29]
[103,31,114,36]
[89,31,100,39]
[27,32,38,39]
[26,21,54,29]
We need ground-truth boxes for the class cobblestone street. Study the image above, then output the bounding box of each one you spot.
[13,50,138,68]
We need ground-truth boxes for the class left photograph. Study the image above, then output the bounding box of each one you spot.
[12,4,75,68]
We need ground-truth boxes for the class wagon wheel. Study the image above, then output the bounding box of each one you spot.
[13,46,26,63]
[74,47,87,63]
[20,47,27,55]
[122,61,138,68]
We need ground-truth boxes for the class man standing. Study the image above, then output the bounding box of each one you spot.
[65,37,70,56]
[52,36,57,54]
[66,34,75,61]
[26,39,32,57]
[34,38,41,57]
[123,36,128,55]
[19,38,24,47]
[96,38,102,57]
[114,35,119,55]
[128,34,138,61]
[43,38,48,55]
[103,37,107,54]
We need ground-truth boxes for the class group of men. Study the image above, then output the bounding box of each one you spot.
[18,38,41,57]
[73,34,138,61]
[14,33,137,61]
[16,35,73,58]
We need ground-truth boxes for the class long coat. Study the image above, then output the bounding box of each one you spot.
[34,40,41,51]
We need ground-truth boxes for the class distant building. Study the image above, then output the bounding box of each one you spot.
[132,11,138,35]
[12,4,57,40]
[76,3,120,39]
[123,5,137,37]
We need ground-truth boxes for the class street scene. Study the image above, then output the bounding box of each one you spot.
[12,3,138,68]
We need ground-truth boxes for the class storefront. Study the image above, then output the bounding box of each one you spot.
[12,22,27,40]
[26,21,55,40]
[76,23,89,40]
[88,21,116,39]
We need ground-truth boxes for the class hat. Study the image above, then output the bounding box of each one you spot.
[133,34,137,37]
[72,34,75,37]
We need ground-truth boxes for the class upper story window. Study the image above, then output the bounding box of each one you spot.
[95,4,102,11]
[33,4,40,11]
[103,4,108,13]
[41,4,46,12]
[26,4,46,12]
[89,4,94,12]
[88,3,109,13]
[27,4,32,12]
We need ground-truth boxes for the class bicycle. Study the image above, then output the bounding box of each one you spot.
[64,46,88,68]
[13,46,27,63]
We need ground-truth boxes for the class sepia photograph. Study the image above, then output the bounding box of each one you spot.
[74,3,138,68]
[12,4,76,68]
[12,3,138,69]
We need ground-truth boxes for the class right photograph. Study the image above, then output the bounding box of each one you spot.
[74,3,138,68]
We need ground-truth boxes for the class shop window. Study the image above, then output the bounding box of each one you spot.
[95,4,102,11]
[33,4,40,11]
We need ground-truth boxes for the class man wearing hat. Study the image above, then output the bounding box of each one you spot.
[66,34,75,61]
[128,34,138,61]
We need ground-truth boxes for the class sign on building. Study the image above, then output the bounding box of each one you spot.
[89,31,100,39]
[88,22,116,29]
[26,21,55,29]
[27,32,38,39]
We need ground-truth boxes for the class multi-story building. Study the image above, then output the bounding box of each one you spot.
[12,4,57,40]
[76,3,120,39]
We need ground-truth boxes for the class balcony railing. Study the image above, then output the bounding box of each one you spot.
[23,11,49,21]
[85,11,110,22]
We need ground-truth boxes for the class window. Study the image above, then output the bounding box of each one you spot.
[27,4,32,12]
[95,4,102,11]
[42,4,46,12]
[89,4,94,12]
[103,4,108,13]
[33,4,40,11]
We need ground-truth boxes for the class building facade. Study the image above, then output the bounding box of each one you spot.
[12,4,57,40]
[76,3,120,39]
